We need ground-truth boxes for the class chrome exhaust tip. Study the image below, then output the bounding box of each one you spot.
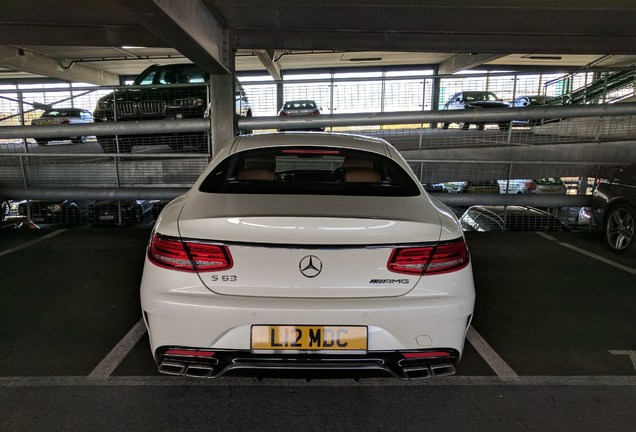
[431,363,456,377]
[185,364,215,378]
[402,365,432,379]
[158,361,186,376]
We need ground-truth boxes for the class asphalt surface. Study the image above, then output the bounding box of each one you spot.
[0,225,634,431]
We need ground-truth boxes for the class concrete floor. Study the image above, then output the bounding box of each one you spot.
[0,226,634,431]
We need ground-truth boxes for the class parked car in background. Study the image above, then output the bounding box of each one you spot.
[443,181,500,194]
[277,100,324,131]
[89,200,156,226]
[422,183,447,194]
[93,63,252,153]
[141,132,475,380]
[31,108,94,145]
[592,162,636,254]
[509,95,555,108]
[509,95,559,126]
[498,178,567,194]
[2,201,39,229]
[16,200,92,224]
[460,205,570,232]
[441,91,510,130]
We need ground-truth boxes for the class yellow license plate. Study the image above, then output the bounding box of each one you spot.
[251,325,367,351]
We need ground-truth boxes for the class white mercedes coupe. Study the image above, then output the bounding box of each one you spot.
[140,132,475,379]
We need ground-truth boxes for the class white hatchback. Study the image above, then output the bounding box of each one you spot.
[140,133,475,379]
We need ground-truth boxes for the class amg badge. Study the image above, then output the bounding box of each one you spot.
[369,279,410,284]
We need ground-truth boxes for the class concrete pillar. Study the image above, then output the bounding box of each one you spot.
[208,74,235,157]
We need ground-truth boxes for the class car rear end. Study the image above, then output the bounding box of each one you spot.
[140,133,475,379]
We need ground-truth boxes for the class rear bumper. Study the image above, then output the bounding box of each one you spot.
[141,253,475,380]
[155,347,460,380]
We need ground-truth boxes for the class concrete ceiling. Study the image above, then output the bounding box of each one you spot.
[1,0,636,84]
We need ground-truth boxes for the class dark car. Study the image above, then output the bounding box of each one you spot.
[460,205,570,232]
[592,162,636,254]
[441,91,510,130]
[16,200,92,224]
[89,200,156,226]
[93,63,251,153]
[31,108,94,145]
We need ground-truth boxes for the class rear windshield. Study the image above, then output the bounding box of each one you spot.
[199,147,420,197]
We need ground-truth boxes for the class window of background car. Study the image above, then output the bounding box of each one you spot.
[199,147,421,197]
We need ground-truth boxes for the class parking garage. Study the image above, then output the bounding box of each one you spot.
[1,1,635,431]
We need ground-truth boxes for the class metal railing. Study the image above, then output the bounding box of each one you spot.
[1,103,635,199]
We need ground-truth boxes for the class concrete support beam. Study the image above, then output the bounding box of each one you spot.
[438,53,507,75]
[0,45,119,85]
[133,0,231,75]
[256,50,282,81]
[208,74,235,156]
[236,30,636,55]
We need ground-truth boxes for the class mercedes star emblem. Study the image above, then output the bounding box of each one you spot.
[299,255,323,278]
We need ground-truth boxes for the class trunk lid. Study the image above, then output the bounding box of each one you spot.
[177,193,443,298]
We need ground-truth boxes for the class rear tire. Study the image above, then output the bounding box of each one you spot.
[36,140,48,146]
[442,123,449,129]
[460,123,470,130]
[604,203,635,254]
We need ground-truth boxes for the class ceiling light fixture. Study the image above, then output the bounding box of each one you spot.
[521,55,563,61]
[347,57,383,62]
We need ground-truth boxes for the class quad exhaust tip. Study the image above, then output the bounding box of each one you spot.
[159,361,216,378]
[159,360,456,380]
[402,363,456,379]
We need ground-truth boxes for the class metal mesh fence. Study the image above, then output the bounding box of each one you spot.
[2,69,635,228]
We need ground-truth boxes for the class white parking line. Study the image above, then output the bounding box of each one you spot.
[88,318,148,379]
[535,232,636,275]
[466,326,519,381]
[0,228,68,257]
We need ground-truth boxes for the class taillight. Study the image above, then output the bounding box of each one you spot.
[402,351,451,359]
[313,110,320,115]
[388,238,469,275]
[279,111,288,116]
[165,349,215,358]
[61,120,70,124]
[148,233,232,272]
[525,181,536,190]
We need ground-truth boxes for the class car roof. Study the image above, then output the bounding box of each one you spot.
[284,99,316,103]
[43,108,89,114]
[462,91,495,95]
[230,132,391,156]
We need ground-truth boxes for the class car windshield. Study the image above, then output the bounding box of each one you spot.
[199,146,420,197]
[536,177,563,185]
[528,96,551,104]
[133,65,208,85]
[464,92,498,102]
[283,101,317,109]
[42,110,76,117]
